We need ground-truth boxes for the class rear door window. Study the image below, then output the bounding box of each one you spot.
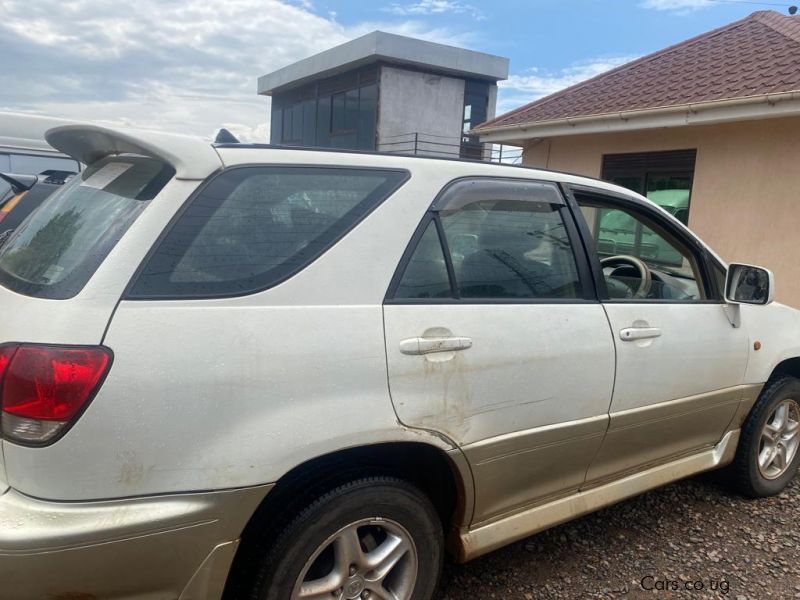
[0,155,174,299]
[442,199,582,299]
[390,178,586,301]
[128,166,408,299]
[393,220,452,299]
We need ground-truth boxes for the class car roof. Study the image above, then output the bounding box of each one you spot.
[0,112,79,157]
[213,143,643,199]
[41,123,726,267]
[44,123,648,203]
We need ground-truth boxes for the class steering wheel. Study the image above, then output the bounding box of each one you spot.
[600,255,652,298]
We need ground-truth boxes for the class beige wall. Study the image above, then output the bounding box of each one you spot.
[523,117,800,306]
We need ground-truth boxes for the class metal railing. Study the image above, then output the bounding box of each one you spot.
[377,132,523,164]
[489,144,524,165]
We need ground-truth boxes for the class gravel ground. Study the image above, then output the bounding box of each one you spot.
[437,473,800,599]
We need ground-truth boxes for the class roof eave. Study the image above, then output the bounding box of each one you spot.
[258,31,509,96]
[476,91,800,143]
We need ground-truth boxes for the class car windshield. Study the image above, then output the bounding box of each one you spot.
[0,155,174,299]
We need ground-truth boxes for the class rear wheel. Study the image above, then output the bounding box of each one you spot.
[250,477,443,600]
[728,377,800,497]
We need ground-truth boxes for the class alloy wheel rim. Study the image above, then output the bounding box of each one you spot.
[291,517,418,600]
[758,399,800,480]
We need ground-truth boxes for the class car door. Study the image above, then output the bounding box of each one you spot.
[569,185,750,483]
[382,178,616,524]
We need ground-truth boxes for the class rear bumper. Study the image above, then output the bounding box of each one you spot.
[0,484,271,600]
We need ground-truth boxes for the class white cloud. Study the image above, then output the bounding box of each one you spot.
[0,0,471,141]
[639,0,714,14]
[342,20,475,46]
[387,1,484,20]
[496,56,638,116]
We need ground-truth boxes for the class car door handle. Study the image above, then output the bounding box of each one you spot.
[619,327,662,342]
[399,336,473,355]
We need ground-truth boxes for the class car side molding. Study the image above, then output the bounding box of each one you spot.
[454,429,740,562]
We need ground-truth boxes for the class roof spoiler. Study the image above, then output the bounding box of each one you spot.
[45,125,223,181]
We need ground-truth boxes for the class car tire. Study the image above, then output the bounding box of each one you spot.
[728,376,800,498]
[247,476,443,600]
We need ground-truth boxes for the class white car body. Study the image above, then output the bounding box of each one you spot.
[1,124,799,599]
[0,112,81,175]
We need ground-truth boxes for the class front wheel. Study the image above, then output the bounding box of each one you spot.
[728,377,800,497]
[251,477,444,600]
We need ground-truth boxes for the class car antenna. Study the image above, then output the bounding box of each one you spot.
[214,128,240,144]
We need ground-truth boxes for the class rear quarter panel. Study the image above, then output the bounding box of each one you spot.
[4,159,462,500]
[3,303,412,499]
[0,178,203,345]
[0,178,207,498]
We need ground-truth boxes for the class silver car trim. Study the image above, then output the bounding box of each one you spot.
[0,485,270,599]
[456,429,740,562]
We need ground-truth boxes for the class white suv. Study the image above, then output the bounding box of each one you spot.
[1,125,799,600]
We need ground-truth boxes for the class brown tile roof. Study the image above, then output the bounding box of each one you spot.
[476,11,800,131]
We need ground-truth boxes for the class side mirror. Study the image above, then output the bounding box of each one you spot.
[725,263,774,305]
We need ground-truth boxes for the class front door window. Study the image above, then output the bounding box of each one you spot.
[578,195,707,302]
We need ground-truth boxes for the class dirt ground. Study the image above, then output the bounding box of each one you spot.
[437,474,800,599]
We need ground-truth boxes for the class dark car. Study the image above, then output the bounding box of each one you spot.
[0,170,76,239]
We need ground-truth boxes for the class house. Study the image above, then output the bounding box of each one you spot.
[475,10,800,306]
[258,31,509,158]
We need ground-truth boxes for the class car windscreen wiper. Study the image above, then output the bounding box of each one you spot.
[0,227,15,248]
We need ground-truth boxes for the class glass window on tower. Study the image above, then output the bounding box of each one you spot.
[461,81,490,160]
[270,66,378,152]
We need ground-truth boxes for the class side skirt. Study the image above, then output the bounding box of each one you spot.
[454,429,740,562]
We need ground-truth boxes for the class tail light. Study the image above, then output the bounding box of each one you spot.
[0,344,112,445]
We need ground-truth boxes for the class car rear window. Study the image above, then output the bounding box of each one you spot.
[0,155,174,299]
[127,166,408,299]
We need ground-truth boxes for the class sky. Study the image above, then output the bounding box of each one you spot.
[1,0,796,141]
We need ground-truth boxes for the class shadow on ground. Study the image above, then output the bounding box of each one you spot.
[438,474,800,599]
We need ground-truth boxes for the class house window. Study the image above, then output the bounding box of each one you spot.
[270,67,378,151]
[601,149,696,225]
